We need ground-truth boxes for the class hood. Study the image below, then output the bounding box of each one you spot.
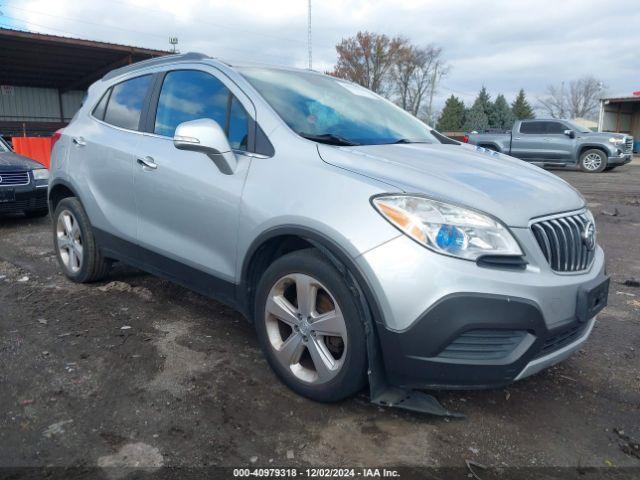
[578,131,627,140]
[318,143,585,228]
[0,151,44,172]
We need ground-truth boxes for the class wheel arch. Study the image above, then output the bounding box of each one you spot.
[48,179,80,212]
[578,144,609,159]
[240,226,385,328]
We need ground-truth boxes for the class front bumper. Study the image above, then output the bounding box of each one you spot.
[357,233,607,389]
[0,183,48,214]
[608,153,632,166]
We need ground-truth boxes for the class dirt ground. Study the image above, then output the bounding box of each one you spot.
[0,160,639,477]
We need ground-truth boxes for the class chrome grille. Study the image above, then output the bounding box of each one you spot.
[0,171,30,186]
[624,136,634,154]
[531,212,594,272]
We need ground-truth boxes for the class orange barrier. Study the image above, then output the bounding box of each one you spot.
[12,137,53,169]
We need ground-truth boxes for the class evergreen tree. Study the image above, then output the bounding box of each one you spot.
[436,95,466,131]
[475,86,494,124]
[463,101,489,132]
[490,94,516,129]
[511,89,535,120]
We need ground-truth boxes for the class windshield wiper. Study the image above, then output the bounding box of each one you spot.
[299,132,360,146]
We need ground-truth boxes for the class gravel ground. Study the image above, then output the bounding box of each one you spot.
[0,161,639,478]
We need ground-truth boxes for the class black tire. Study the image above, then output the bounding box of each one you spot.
[23,208,49,218]
[579,149,607,173]
[52,197,110,283]
[254,249,367,402]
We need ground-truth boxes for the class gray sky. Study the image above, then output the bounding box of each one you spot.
[3,0,639,112]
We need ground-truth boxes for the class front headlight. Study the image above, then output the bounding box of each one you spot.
[32,168,49,180]
[372,195,522,260]
[609,137,625,144]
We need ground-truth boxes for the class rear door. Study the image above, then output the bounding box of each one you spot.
[510,121,547,161]
[69,75,153,243]
[133,67,254,286]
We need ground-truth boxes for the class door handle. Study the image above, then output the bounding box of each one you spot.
[137,157,158,170]
[514,137,521,140]
[72,136,86,146]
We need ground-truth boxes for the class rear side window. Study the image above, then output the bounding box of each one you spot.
[154,70,229,137]
[92,89,111,120]
[520,122,544,134]
[103,75,153,130]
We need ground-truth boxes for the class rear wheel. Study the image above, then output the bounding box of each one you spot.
[579,149,607,173]
[254,249,367,402]
[53,197,110,283]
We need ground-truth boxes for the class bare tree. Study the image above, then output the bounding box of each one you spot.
[392,44,447,119]
[330,31,408,95]
[538,76,605,119]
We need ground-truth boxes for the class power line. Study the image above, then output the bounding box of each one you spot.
[1,12,299,64]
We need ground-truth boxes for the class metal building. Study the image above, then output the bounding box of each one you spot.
[598,93,640,152]
[0,28,169,139]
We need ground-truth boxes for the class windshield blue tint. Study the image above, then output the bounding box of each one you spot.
[239,68,439,146]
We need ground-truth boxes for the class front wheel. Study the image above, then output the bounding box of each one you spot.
[254,249,367,402]
[579,149,607,173]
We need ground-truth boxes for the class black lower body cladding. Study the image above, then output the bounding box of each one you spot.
[376,292,598,389]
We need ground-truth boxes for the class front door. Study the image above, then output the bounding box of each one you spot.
[133,68,253,285]
[541,120,574,163]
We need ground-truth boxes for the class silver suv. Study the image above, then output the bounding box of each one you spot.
[49,53,609,403]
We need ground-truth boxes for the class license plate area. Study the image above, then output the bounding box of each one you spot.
[0,188,15,203]
[576,276,610,322]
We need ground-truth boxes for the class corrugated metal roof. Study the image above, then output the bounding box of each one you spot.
[0,27,170,90]
[600,94,640,103]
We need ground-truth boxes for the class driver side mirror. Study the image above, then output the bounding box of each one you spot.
[564,129,576,139]
[173,118,237,175]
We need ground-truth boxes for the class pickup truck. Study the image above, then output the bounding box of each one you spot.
[465,119,634,173]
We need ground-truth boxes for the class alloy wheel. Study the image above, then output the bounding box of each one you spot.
[583,152,603,171]
[56,210,83,273]
[264,273,348,384]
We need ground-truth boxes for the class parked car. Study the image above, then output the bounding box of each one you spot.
[0,136,49,217]
[465,119,633,173]
[49,53,609,402]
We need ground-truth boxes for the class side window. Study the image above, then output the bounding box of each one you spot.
[544,122,566,134]
[154,70,228,137]
[520,121,544,134]
[228,96,249,151]
[92,89,111,120]
[104,75,153,130]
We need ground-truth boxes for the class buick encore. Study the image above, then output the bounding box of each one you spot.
[49,53,609,402]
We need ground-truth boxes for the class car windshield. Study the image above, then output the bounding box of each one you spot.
[564,121,592,134]
[0,137,9,152]
[239,67,440,146]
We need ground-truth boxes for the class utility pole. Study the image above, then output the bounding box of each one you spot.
[307,0,312,70]
[169,37,179,54]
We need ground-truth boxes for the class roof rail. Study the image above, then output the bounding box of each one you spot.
[102,52,210,81]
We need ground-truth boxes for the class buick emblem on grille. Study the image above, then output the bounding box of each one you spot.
[582,221,596,251]
[0,175,3,183]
